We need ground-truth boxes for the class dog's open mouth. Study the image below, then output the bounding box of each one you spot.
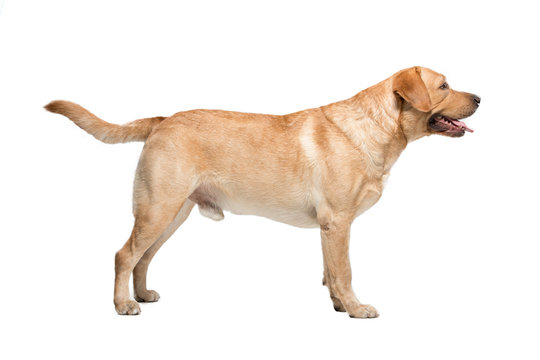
[428,114,474,137]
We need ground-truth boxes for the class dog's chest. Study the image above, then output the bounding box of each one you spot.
[353,173,389,218]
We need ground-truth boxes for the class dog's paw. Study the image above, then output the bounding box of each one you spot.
[115,300,141,315]
[348,304,379,318]
[135,290,160,303]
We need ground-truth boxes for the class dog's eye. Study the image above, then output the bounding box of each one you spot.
[440,82,448,90]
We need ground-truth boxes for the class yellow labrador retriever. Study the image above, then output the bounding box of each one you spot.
[45,66,480,317]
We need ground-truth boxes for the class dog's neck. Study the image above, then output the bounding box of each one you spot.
[320,81,408,174]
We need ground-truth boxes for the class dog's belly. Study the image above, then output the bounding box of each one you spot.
[189,184,320,228]
[219,196,319,228]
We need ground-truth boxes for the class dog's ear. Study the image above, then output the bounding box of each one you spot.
[392,67,432,112]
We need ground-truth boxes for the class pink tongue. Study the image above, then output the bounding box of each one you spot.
[449,119,474,133]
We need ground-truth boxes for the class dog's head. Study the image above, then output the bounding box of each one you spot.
[392,66,480,141]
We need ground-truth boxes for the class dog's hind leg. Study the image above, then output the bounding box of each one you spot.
[113,140,198,315]
[114,198,190,315]
[133,199,195,303]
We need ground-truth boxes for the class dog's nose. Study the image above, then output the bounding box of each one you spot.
[472,94,481,105]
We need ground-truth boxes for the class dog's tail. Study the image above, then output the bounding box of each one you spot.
[44,100,166,144]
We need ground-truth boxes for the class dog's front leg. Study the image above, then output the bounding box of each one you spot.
[319,212,379,318]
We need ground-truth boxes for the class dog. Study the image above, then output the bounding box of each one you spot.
[45,66,480,317]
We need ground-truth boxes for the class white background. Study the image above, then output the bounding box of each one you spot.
[1,0,538,359]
